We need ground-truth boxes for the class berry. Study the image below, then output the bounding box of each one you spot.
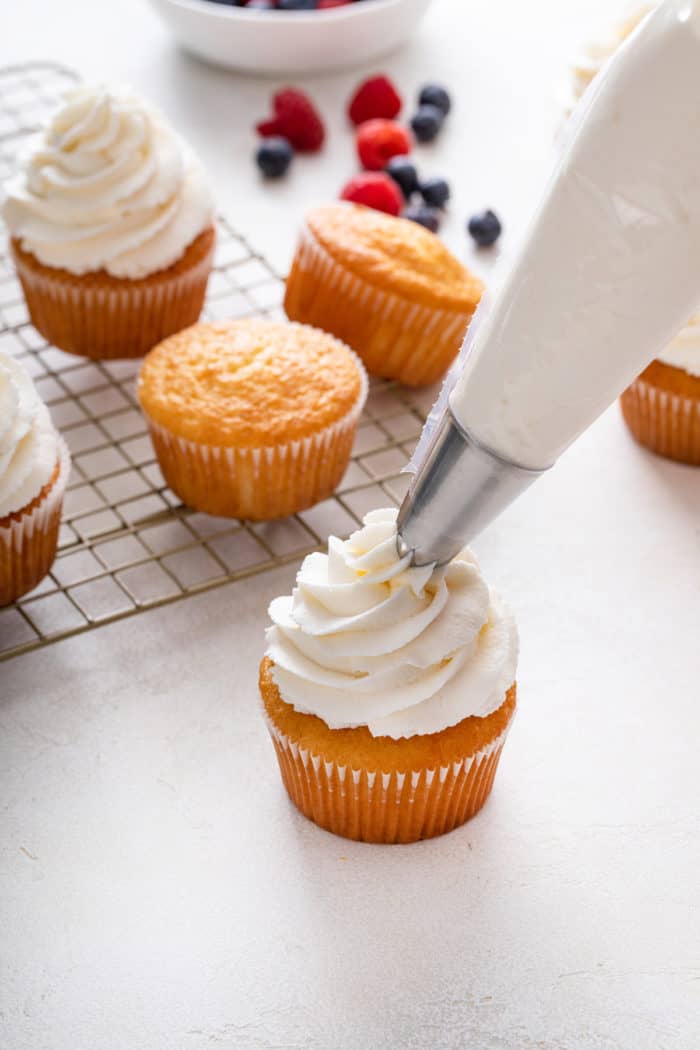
[420,176,450,209]
[418,83,452,116]
[402,203,441,233]
[278,0,317,9]
[356,119,412,171]
[340,173,404,216]
[318,0,352,7]
[468,209,502,247]
[385,155,419,198]
[256,88,325,152]
[348,75,402,125]
[256,136,294,177]
[410,104,444,143]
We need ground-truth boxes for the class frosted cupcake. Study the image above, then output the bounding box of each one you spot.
[2,85,215,360]
[0,351,70,605]
[260,508,518,844]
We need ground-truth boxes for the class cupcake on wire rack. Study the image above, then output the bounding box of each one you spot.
[1,85,215,360]
[0,351,70,606]
[259,507,518,844]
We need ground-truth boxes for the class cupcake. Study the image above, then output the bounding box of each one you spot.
[284,203,484,388]
[138,319,368,520]
[0,351,70,606]
[2,85,215,360]
[260,507,518,844]
[620,318,700,465]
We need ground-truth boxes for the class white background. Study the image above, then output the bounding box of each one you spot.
[1,2,699,1048]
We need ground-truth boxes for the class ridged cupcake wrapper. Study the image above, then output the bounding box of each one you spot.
[0,437,71,606]
[144,367,368,520]
[12,238,214,361]
[285,225,472,388]
[265,716,512,844]
[621,376,700,465]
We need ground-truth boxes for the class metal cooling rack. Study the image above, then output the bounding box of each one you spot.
[0,61,436,662]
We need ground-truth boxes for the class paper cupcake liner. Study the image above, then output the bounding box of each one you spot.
[620,374,700,465]
[264,715,512,844]
[11,228,215,361]
[143,365,368,520]
[0,437,71,606]
[284,224,473,388]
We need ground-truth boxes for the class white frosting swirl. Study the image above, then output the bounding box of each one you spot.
[265,508,518,740]
[1,85,214,279]
[0,352,59,518]
[568,6,653,111]
[658,315,700,378]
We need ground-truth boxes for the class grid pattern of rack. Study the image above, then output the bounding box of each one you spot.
[0,61,437,662]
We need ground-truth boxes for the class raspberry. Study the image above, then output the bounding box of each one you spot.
[256,88,325,152]
[356,119,412,171]
[318,0,352,7]
[348,75,402,125]
[340,173,404,216]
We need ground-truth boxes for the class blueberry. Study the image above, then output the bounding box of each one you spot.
[385,156,419,199]
[256,137,294,177]
[277,0,317,8]
[418,83,451,116]
[420,176,450,209]
[467,209,502,247]
[402,203,441,233]
[410,104,444,143]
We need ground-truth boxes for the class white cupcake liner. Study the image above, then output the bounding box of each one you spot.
[286,223,473,386]
[264,713,513,844]
[12,232,215,360]
[142,354,368,520]
[0,436,71,605]
[621,374,700,465]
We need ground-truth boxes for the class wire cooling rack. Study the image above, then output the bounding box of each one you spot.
[0,61,438,662]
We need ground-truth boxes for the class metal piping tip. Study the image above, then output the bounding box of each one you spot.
[396,410,548,566]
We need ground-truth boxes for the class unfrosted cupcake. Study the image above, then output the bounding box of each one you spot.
[284,203,484,388]
[138,319,368,520]
[260,508,518,844]
[620,318,700,464]
[0,351,70,606]
[2,85,215,360]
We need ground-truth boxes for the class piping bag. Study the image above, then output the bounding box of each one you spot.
[397,0,700,565]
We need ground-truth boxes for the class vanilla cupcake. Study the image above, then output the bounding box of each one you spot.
[2,85,215,360]
[285,203,484,388]
[0,352,70,606]
[139,319,367,520]
[260,508,518,844]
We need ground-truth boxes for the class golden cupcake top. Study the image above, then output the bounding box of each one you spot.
[304,203,483,312]
[138,320,365,448]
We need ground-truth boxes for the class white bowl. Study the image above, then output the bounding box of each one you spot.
[147,0,434,75]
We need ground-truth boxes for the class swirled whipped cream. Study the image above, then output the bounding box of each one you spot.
[568,6,653,110]
[1,85,214,279]
[658,315,700,378]
[0,352,60,518]
[265,508,518,740]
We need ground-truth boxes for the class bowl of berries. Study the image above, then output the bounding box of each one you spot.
[148,0,434,74]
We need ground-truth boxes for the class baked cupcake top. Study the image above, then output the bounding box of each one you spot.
[138,320,367,448]
[265,507,518,740]
[1,85,214,279]
[0,351,61,518]
[304,203,484,313]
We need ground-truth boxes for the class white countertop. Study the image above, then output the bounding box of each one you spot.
[1,2,699,1048]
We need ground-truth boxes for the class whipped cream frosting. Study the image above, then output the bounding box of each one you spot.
[658,315,700,377]
[0,351,60,518]
[568,6,653,110]
[265,508,518,740]
[1,85,214,279]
